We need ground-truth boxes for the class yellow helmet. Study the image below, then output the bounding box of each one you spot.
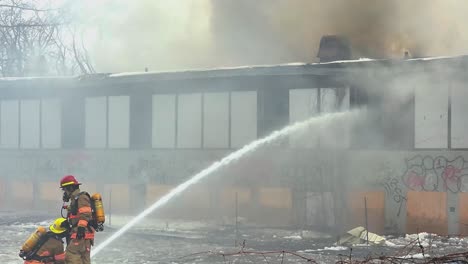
[49,218,68,234]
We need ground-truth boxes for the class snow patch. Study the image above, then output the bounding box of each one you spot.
[283,235,302,240]
[401,253,429,259]
[299,249,316,253]
[384,241,399,247]
[318,246,348,251]
[298,246,349,253]
[404,232,434,247]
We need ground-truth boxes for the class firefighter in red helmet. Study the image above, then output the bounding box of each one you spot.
[59,175,93,264]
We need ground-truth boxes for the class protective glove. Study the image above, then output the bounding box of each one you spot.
[41,256,54,262]
[19,250,26,259]
[77,226,86,239]
[96,222,104,232]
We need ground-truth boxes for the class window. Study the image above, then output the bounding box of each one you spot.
[108,96,129,148]
[85,96,130,148]
[41,99,61,149]
[177,93,202,148]
[289,89,318,148]
[85,97,107,148]
[203,92,229,148]
[319,88,350,148]
[152,91,257,148]
[415,84,448,148]
[152,91,257,149]
[0,100,19,148]
[321,88,338,113]
[0,99,61,149]
[20,100,40,149]
[152,94,176,148]
[230,91,257,148]
[289,88,349,148]
[451,83,468,148]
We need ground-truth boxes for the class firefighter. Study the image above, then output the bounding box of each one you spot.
[19,217,68,264]
[59,175,94,264]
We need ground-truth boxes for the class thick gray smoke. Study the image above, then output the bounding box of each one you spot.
[81,0,468,72]
[211,0,468,63]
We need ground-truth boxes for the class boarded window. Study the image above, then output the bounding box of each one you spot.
[85,97,107,148]
[289,87,350,149]
[108,96,129,148]
[177,93,202,148]
[0,100,19,148]
[319,87,350,148]
[289,89,318,148]
[152,94,176,148]
[203,92,229,148]
[41,99,61,149]
[20,100,40,149]
[321,88,338,113]
[451,83,468,148]
[415,84,448,148]
[230,91,257,148]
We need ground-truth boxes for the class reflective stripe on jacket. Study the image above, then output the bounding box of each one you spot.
[67,189,92,231]
[70,232,95,239]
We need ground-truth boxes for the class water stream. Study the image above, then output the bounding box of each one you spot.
[91,110,357,258]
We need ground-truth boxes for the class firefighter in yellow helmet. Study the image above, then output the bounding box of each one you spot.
[19,217,68,264]
[60,175,94,264]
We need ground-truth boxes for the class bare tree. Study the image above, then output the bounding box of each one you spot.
[0,0,94,77]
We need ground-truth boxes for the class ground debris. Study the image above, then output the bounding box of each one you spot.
[178,237,468,263]
[338,227,386,246]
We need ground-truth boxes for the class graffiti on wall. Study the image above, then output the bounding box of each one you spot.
[378,163,406,217]
[0,149,248,186]
[5,151,468,196]
[401,155,468,193]
[381,176,407,216]
[133,151,223,184]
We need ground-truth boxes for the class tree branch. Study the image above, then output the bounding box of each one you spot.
[0,23,62,28]
[0,4,56,12]
[0,0,94,76]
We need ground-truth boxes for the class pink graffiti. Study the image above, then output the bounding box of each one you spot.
[405,171,426,191]
[442,165,462,192]
[401,155,468,193]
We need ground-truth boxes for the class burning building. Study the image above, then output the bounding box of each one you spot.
[1,54,468,236]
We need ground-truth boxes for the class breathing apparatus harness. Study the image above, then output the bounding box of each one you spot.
[19,233,55,262]
[61,191,105,233]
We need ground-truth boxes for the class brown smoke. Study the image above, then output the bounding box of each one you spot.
[87,0,468,72]
[210,0,468,65]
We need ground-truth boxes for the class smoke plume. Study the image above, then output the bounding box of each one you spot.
[211,0,468,63]
[80,0,468,72]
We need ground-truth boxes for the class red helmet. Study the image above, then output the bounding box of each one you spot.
[60,175,81,188]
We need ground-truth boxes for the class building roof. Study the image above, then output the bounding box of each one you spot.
[0,55,467,87]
